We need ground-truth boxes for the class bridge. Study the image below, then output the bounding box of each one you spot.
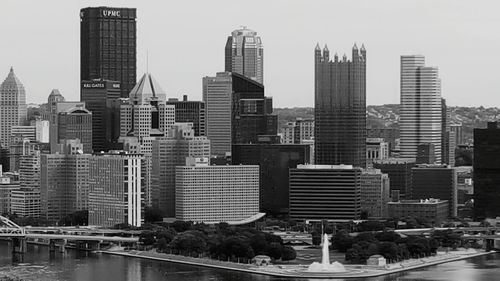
[0,215,139,254]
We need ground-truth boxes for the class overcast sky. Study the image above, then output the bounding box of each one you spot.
[1,0,499,107]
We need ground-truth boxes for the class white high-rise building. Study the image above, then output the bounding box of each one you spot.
[175,157,259,224]
[0,67,27,148]
[400,55,442,163]
[225,27,264,84]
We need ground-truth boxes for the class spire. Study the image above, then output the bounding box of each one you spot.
[334,52,339,62]
[353,43,358,50]
[360,44,366,51]
[342,53,347,62]
[315,43,321,51]
[9,66,13,73]
[323,44,329,51]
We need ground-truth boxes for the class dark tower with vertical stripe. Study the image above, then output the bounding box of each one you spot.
[314,43,366,167]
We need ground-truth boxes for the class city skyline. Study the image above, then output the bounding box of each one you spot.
[1,0,500,108]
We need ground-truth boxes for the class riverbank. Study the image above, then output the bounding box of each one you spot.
[101,248,498,279]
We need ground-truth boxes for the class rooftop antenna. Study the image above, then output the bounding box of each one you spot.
[240,25,247,29]
[146,50,149,74]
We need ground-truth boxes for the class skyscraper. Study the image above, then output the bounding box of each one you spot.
[81,79,121,151]
[202,72,276,158]
[166,95,206,136]
[80,7,137,98]
[225,27,264,84]
[314,44,366,167]
[400,55,442,163]
[0,67,27,148]
[473,122,500,219]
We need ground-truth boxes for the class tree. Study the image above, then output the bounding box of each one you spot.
[170,220,193,232]
[267,242,283,260]
[139,231,156,246]
[357,221,385,232]
[157,237,169,252]
[360,210,369,220]
[281,246,297,261]
[169,230,207,255]
[331,230,354,252]
[311,231,322,246]
[378,242,398,261]
[376,231,401,243]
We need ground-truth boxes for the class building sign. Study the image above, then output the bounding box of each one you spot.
[82,83,105,89]
[102,10,121,17]
[112,83,120,89]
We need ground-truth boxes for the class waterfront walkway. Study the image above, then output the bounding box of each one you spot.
[101,249,497,279]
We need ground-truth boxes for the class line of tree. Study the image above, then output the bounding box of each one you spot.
[139,221,297,263]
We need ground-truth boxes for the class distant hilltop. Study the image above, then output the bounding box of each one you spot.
[274,105,500,143]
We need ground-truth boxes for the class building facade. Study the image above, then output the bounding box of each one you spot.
[473,122,500,219]
[232,137,310,216]
[388,199,449,225]
[360,168,390,218]
[411,164,457,217]
[366,138,389,166]
[0,68,27,148]
[88,152,143,227]
[166,95,206,136]
[289,165,362,221]
[373,158,416,200]
[80,7,137,98]
[225,27,264,84]
[175,157,259,223]
[81,79,121,152]
[151,124,210,217]
[400,55,442,163]
[314,44,366,167]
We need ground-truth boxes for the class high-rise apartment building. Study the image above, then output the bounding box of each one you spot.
[202,72,276,158]
[81,79,121,152]
[11,151,41,217]
[88,152,143,227]
[400,55,442,163]
[40,140,90,223]
[151,124,210,216]
[473,122,500,219]
[314,44,366,167]
[225,27,264,84]
[80,7,137,98]
[360,168,390,218]
[289,164,362,221]
[166,95,206,136]
[0,68,27,148]
[175,157,260,223]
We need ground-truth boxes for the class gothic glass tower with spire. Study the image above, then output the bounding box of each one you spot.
[0,67,27,148]
[225,27,264,84]
[314,44,366,167]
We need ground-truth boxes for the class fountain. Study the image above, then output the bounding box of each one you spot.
[307,233,346,272]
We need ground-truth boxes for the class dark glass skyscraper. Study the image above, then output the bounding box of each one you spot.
[473,122,500,219]
[80,7,137,98]
[166,95,206,136]
[314,44,366,167]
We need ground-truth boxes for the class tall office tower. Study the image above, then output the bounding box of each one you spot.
[88,152,143,227]
[166,95,206,136]
[40,140,90,223]
[203,72,276,158]
[232,136,310,216]
[41,89,65,120]
[118,72,175,154]
[119,73,175,211]
[360,168,390,219]
[11,150,41,217]
[473,122,500,219]
[175,157,260,223]
[314,44,366,167]
[400,55,442,163]
[9,140,42,172]
[81,79,121,152]
[441,98,455,166]
[373,158,416,200]
[289,164,362,221]
[80,7,137,98]
[450,123,463,145]
[49,101,92,153]
[366,138,389,166]
[151,123,210,216]
[225,27,264,84]
[0,67,27,148]
[411,164,457,218]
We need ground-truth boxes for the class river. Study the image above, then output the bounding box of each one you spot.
[0,242,498,281]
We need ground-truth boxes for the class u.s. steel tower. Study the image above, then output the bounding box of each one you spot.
[399,55,442,163]
[80,7,137,98]
[314,43,366,167]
